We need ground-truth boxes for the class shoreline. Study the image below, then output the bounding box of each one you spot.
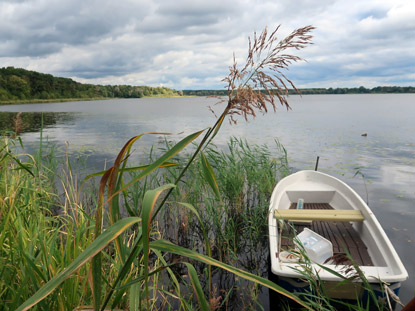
[1,92,413,106]
[0,97,111,106]
[0,95,190,106]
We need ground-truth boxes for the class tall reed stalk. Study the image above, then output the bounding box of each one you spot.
[14,24,316,311]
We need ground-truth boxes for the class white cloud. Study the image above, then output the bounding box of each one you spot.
[0,0,414,89]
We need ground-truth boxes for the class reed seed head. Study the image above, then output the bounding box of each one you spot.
[223,25,315,123]
[13,112,23,136]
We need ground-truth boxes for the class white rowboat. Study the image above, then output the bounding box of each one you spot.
[268,170,408,303]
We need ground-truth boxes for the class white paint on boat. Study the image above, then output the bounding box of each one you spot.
[268,170,408,283]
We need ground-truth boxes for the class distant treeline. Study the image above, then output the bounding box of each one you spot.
[0,67,180,102]
[1,67,413,103]
[182,86,415,96]
[292,86,415,94]
[182,90,229,96]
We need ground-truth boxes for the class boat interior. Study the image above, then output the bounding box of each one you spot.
[270,171,407,286]
[279,202,373,267]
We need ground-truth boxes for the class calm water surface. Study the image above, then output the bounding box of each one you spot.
[1,94,414,306]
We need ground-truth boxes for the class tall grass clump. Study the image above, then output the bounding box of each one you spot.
[0,133,98,310]
[135,137,291,307]
[13,24,317,311]
[177,138,290,260]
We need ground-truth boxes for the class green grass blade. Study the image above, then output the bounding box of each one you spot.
[152,249,183,305]
[92,168,113,310]
[141,184,176,307]
[106,134,149,265]
[4,150,34,176]
[116,266,167,291]
[207,110,227,145]
[100,234,143,311]
[19,251,48,284]
[129,283,140,311]
[84,163,177,180]
[91,134,150,308]
[200,151,220,200]
[184,263,210,311]
[16,217,141,311]
[150,239,311,310]
[178,202,212,296]
[103,129,204,208]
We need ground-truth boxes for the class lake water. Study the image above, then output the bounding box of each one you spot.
[1,94,414,306]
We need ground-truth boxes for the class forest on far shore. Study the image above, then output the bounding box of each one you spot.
[0,67,181,102]
[1,67,413,103]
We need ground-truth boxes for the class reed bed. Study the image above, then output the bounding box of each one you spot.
[2,133,397,311]
[0,135,95,310]
[0,133,292,310]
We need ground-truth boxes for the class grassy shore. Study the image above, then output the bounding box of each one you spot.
[0,94,191,105]
[0,97,111,105]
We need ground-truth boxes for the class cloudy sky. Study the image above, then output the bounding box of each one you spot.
[1,0,414,90]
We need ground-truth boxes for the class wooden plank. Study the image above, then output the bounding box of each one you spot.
[290,202,332,210]
[340,223,373,266]
[280,210,363,216]
[279,202,373,266]
[274,209,364,222]
[290,202,333,210]
[326,221,359,260]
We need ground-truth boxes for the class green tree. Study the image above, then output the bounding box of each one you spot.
[7,75,30,99]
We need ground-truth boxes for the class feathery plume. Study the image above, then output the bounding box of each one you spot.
[222,25,315,123]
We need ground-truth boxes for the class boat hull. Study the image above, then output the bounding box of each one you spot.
[277,276,401,299]
[268,170,407,304]
[272,275,401,309]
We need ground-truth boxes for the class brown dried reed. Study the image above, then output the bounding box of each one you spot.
[12,112,23,137]
[222,25,315,123]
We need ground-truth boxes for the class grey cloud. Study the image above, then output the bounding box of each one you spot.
[0,0,414,89]
[58,47,152,79]
[138,0,240,35]
[0,0,149,57]
[290,52,415,87]
[156,1,234,16]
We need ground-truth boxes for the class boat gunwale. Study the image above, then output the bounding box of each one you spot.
[268,170,408,283]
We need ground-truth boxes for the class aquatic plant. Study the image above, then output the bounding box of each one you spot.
[0,134,95,310]
[13,24,316,311]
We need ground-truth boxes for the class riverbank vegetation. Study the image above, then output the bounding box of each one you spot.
[0,67,181,103]
[1,132,400,311]
[0,133,291,310]
[0,132,288,310]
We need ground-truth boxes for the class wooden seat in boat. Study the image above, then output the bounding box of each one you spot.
[274,205,364,222]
